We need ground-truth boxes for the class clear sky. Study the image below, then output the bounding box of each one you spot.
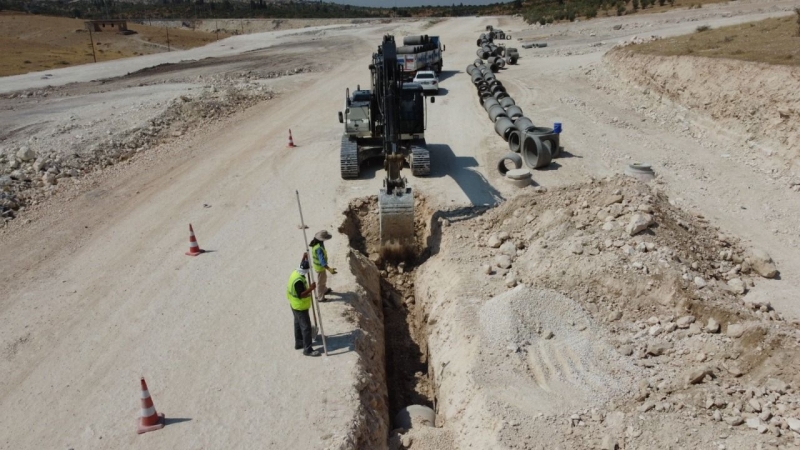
[325,0,510,7]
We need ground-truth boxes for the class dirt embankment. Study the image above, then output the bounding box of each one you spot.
[405,176,800,449]
[604,49,800,182]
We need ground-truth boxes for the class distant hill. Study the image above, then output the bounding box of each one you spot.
[0,0,520,20]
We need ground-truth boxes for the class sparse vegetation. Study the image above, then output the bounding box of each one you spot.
[631,16,800,67]
[696,25,711,32]
[0,13,228,76]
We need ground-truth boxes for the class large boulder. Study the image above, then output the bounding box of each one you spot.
[746,248,778,278]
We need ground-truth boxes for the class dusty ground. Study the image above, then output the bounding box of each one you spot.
[1,0,800,448]
[0,13,229,76]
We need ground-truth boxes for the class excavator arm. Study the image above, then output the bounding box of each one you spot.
[372,36,416,258]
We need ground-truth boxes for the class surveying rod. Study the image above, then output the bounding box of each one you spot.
[295,190,328,356]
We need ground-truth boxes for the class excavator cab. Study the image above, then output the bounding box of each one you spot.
[340,88,372,139]
[398,84,425,136]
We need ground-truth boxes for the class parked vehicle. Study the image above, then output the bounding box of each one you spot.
[413,71,439,94]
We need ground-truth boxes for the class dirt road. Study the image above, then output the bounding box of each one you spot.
[2,0,799,448]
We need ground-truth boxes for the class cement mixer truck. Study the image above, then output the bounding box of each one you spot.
[396,35,445,80]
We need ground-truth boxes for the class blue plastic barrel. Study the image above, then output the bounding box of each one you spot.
[554,122,562,134]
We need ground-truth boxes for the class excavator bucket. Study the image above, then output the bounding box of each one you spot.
[379,186,415,260]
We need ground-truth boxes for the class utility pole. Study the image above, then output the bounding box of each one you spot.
[165,26,171,51]
[88,27,97,63]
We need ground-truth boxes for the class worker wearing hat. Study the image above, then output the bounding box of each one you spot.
[310,230,337,301]
[287,255,320,357]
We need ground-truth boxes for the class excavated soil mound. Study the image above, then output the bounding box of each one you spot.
[409,175,800,449]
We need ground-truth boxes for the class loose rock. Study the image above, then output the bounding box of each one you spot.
[626,213,653,236]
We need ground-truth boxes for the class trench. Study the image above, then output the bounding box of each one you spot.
[339,194,442,435]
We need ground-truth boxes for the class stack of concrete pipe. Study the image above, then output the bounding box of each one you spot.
[467,59,563,171]
[476,28,516,67]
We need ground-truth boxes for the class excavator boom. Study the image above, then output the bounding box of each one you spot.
[373,36,416,256]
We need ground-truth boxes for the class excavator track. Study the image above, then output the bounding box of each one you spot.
[410,145,431,177]
[340,134,359,179]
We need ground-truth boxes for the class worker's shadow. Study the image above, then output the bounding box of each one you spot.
[315,291,359,356]
[317,331,356,356]
[427,143,504,207]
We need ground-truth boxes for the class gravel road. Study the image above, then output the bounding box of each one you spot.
[1,1,799,448]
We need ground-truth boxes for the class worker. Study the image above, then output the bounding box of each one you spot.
[287,256,320,357]
[310,230,337,301]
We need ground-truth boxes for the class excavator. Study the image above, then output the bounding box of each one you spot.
[338,35,435,257]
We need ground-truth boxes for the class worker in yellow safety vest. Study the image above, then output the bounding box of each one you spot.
[310,230,337,301]
[287,257,320,357]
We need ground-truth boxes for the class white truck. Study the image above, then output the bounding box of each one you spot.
[396,35,445,80]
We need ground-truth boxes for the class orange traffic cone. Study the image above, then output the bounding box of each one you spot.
[137,377,165,434]
[186,224,204,256]
[287,129,296,148]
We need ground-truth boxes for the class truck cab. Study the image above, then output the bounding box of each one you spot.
[339,88,372,139]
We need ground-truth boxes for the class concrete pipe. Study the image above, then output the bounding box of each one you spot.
[483,97,500,111]
[499,97,515,108]
[466,65,478,76]
[395,405,435,429]
[496,57,506,69]
[505,105,524,119]
[490,84,506,96]
[471,75,483,85]
[504,168,532,188]
[488,104,508,122]
[476,38,483,47]
[474,59,483,66]
[514,116,534,133]
[487,78,502,87]
[625,163,656,182]
[507,129,522,153]
[479,90,492,101]
[476,48,489,59]
[404,35,428,46]
[522,132,552,169]
[489,63,500,73]
[496,152,523,175]
[527,126,561,158]
[494,116,515,141]
[492,90,508,100]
